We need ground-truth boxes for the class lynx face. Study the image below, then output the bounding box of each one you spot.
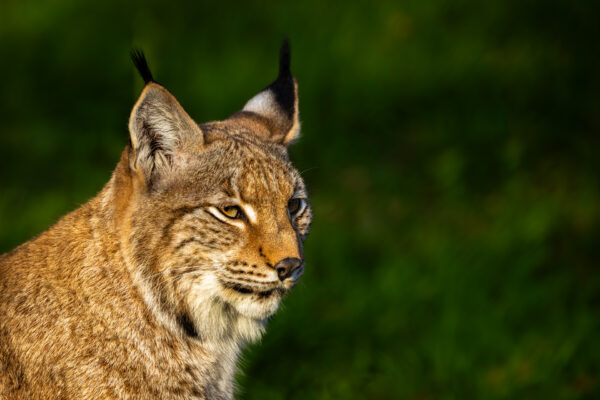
[124,44,310,341]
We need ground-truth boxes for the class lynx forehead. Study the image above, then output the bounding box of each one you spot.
[0,41,311,399]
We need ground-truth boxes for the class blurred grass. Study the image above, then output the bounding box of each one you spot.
[1,0,599,399]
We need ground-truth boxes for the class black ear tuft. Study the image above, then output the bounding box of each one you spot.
[130,49,154,84]
[268,39,295,119]
[278,38,291,78]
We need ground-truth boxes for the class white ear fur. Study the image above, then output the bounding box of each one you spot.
[128,83,202,185]
[243,91,277,116]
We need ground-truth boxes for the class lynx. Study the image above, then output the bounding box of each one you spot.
[0,41,311,399]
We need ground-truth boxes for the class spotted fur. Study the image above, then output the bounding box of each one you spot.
[0,42,311,399]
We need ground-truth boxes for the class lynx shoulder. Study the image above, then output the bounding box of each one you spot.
[0,41,311,399]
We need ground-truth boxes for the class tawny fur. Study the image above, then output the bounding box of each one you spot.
[0,47,311,399]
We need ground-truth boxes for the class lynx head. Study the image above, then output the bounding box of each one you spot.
[120,41,311,343]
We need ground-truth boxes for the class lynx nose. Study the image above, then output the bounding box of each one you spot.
[274,257,302,281]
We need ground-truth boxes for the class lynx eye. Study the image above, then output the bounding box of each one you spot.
[287,198,305,216]
[220,206,242,219]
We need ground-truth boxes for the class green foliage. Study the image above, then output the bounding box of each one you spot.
[1,0,599,398]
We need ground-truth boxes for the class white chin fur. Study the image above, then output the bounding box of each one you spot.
[228,290,282,320]
[184,273,281,343]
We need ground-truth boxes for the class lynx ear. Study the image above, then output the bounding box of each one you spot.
[242,39,300,145]
[129,53,202,186]
[128,83,203,186]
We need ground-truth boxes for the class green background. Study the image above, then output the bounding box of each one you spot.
[1,1,599,398]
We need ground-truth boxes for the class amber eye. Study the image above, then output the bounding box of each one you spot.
[287,198,304,215]
[220,206,242,219]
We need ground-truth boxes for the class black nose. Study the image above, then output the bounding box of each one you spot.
[274,257,302,281]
